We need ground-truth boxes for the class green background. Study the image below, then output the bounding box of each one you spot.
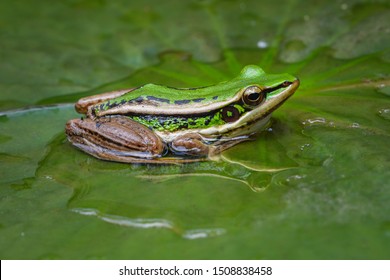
[1,0,389,259]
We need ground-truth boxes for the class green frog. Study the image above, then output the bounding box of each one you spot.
[65,65,299,163]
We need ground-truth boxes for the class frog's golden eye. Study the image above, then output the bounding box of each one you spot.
[242,86,266,107]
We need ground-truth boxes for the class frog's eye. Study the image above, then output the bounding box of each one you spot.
[242,86,266,107]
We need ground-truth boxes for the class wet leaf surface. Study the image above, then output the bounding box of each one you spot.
[0,0,389,259]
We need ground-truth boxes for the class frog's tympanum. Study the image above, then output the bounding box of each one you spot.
[65,65,299,163]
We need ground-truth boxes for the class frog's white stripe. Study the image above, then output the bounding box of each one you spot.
[90,93,243,117]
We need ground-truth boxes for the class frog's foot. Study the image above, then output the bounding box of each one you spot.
[168,132,245,158]
[169,133,210,157]
[65,116,166,163]
[169,133,250,158]
[210,137,250,155]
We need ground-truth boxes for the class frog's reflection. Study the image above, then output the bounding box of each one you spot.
[38,130,296,239]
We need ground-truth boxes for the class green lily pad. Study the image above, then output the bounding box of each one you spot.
[0,0,389,259]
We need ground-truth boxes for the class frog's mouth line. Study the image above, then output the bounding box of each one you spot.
[259,79,300,118]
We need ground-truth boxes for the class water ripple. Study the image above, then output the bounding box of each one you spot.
[183,228,226,240]
[70,208,226,240]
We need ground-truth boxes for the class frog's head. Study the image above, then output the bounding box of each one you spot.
[202,65,299,136]
[236,65,299,109]
[232,64,299,118]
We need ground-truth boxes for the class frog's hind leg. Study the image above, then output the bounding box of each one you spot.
[65,116,166,163]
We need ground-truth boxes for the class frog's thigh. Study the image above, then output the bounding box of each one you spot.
[66,116,166,161]
[170,133,209,156]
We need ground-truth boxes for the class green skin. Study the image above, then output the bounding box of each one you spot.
[65,65,300,163]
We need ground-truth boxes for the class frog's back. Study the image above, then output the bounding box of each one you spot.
[122,82,240,106]
[90,65,285,117]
